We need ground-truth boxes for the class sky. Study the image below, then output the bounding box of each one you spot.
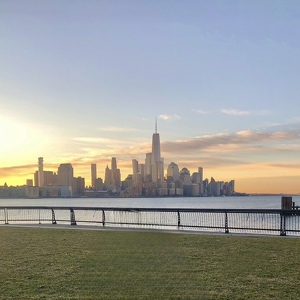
[1,0,300,194]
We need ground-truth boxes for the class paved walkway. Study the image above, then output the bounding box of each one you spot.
[1,223,299,238]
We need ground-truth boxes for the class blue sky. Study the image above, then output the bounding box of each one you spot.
[1,0,300,193]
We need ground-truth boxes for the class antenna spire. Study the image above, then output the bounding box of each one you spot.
[155,117,157,133]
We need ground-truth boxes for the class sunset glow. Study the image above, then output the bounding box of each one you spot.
[1,1,300,194]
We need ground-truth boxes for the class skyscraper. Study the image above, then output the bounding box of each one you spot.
[104,158,121,191]
[111,157,117,173]
[151,119,164,182]
[91,164,97,189]
[198,167,203,194]
[145,153,152,179]
[57,163,74,195]
[111,157,121,190]
[38,157,44,187]
[132,159,139,186]
[167,162,180,181]
[151,126,161,164]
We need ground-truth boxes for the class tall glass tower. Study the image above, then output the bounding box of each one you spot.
[151,119,164,182]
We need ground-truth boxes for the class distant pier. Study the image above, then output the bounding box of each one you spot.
[281,196,300,210]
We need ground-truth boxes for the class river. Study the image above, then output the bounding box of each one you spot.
[0,195,299,209]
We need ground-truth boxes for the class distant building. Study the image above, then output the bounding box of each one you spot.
[25,186,39,198]
[44,171,57,186]
[95,178,103,191]
[104,165,112,189]
[111,157,121,190]
[180,168,192,185]
[151,120,164,183]
[26,179,33,187]
[34,171,57,186]
[74,177,85,196]
[167,162,180,182]
[57,163,74,196]
[91,164,97,189]
[104,158,121,192]
[132,159,139,186]
[38,157,44,187]
[198,167,203,194]
[145,153,152,178]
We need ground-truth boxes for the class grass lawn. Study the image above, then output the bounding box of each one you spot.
[0,227,299,299]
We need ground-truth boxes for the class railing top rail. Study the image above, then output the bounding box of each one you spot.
[0,206,300,214]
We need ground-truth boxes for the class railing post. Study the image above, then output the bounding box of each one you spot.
[177,210,181,228]
[70,208,77,225]
[102,209,105,227]
[51,209,57,224]
[4,208,8,225]
[280,212,286,236]
[225,211,229,234]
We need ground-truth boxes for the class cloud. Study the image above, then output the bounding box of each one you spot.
[193,109,210,114]
[221,109,270,116]
[70,129,300,164]
[221,109,251,116]
[161,129,300,154]
[71,137,147,150]
[99,127,141,132]
[0,164,37,179]
[72,137,125,144]
[266,162,300,169]
[169,155,248,169]
[159,114,182,121]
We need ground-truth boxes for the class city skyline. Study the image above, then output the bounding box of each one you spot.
[1,1,300,194]
[9,123,234,198]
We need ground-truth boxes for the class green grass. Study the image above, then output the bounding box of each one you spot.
[0,227,299,299]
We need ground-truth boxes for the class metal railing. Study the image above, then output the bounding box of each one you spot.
[1,206,300,236]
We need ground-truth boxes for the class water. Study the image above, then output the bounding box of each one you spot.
[1,195,300,235]
[0,195,299,209]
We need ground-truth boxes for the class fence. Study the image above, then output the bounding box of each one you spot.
[1,206,300,236]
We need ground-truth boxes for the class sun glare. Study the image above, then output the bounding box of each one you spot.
[0,116,29,155]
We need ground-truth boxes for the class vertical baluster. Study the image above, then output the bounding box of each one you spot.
[5,208,8,225]
[177,210,180,229]
[225,211,229,234]
[70,208,77,225]
[280,212,286,236]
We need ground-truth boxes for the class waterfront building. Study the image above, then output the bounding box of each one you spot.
[25,186,39,198]
[175,188,184,196]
